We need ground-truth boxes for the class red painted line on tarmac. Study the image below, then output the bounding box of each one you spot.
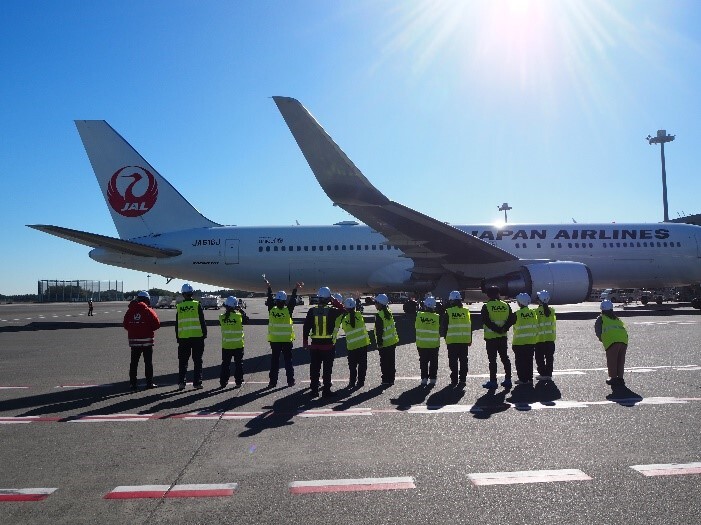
[289,477,415,494]
[165,483,237,498]
[104,485,169,499]
[0,488,57,501]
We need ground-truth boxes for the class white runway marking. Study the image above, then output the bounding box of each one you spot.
[468,469,592,486]
[289,477,415,494]
[630,462,701,477]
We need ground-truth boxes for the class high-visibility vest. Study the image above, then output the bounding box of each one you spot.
[334,311,371,350]
[177,300,204,339]
[219,311,244,350]
[512,306,538,346]
[415,311,440,348]
[310,306,334,340]
[601,315,628,349]
[483,300,510,340]
[445,306,472,344]
[268,307,295,342]
[536,305,557,343]
[376,310,399,347]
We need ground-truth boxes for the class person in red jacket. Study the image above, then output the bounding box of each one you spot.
[123,291,161,391]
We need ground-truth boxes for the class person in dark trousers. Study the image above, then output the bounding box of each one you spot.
[415,296,440,386]
[87,298,94,316]
[303,286,345,397]
[441,290,472,387]
[595,299,629,387]
[374,293,400,386]
[265,277,302,388]
[512,293,537,385]
[333,297,370,388]
[175,283,207,390]
[480,286,516,389]
[219,296,245,388]
[534,289,557,382]
[123,291,160,391]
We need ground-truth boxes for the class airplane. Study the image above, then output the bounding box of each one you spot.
[28,97,701,306]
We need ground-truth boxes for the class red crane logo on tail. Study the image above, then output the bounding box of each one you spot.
[107,166,158,217]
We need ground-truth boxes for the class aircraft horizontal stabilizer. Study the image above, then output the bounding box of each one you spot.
[27,225,181,258]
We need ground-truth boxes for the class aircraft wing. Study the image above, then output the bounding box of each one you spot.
[28,225,182,258]
[273,96,518,280]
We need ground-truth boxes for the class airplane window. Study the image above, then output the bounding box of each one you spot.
[304,246,308,251]
[589,243,593,248]
[568,243,572,248]
[274,246,278,252]
[371,245,376,250]
[312,246,316,251]
[656,242,661,247]
[266,246,271,252]
[358,245,362,250]
[677,242,681,247]
[515,243,520,248]
[365,245,369,250]
[281,246,286,251]
[335,245,339,250]
[643,242,647,247]
[319,246,324,251]
[379,245,384,250]
[258,247,263,252]
[297,246,302,251]
[349,245,354,250]
[537,243,541,248]
[342,245,346,251]
[327,245,331,251]
[551,243,555,248]
[623,243,627,248]
[558,243,562,248]
[575,243,579,248]
[663,242,668,247]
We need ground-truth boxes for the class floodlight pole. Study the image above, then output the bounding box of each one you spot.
[646,130,675,222]
[498,202,512,223]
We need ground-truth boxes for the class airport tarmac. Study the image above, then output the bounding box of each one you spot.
[0,299,699,525]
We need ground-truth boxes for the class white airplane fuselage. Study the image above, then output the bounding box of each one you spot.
[89,222,701,293]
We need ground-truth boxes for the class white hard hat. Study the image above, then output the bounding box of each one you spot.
[343,297,356,309]
[536,290,551,304]
[424,296,437,309]
[181,283,194,294]
[137,290,150,299]
[225,296,238,308]
[516,293,531,307]
[448,290,462,301]
[374,293,389,306]
[275,290,287,301]
[318,286,332,299]
[332,293,343,302]
[600,299,614,311]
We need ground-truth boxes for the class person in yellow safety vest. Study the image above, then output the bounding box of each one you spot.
[441,290,472,388]
[595,299,629,387]
[176,283,207,390]
[303,286,345,397]
[480,286,516,389]
[218,296,245,389]
[415,296,441,386]
[333,297,371,388]
[374,293,400,386]
[534,289,557,383]
[512,293,538,385]
[265,277,302,388]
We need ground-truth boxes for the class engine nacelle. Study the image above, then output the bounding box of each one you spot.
[482,262,592,305]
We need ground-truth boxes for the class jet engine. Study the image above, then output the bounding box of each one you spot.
[482,261,592,305]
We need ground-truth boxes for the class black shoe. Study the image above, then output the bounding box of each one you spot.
[606,378,614,385]
[322,388,336,398]
[193,383,203,390]
[267,382,277,389]
[234,382,242,389]
[356,381,365,388]
[287,380,296,387]
[129,384,137,392]
[347,381,356,388]
[145,383,157,389]
[310,389,319,398]
[218,383,228,389]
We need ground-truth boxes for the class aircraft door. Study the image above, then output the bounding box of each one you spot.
[225,239,239,264]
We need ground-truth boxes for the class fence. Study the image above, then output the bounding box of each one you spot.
[37,280,124,303]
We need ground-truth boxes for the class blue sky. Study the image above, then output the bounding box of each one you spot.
[2,0,700,296]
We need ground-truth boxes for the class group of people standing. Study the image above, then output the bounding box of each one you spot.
[122,281,629,393]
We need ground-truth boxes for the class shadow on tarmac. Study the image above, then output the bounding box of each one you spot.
[605,383,644,405]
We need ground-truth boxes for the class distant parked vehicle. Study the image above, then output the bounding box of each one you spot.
[199,295,223,310]
[156,296,175,308]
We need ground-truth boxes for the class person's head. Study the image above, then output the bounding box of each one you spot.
[423,296,437,311]
[536,290,550,305]
[374,293,389,309]
[318,286,332,305]
[448,290,462,306]
[274,290,287,308]
[516,292,531,308]
[225,296,238,309]
[485,286,500,300]
[136,290,150,304]
[343,297,356,310]
[181,283,194,298]
[600,299,614,315]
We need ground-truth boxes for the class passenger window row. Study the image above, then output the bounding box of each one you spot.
[258,244,398,253]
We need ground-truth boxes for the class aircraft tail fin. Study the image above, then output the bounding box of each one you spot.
[75,121,220,240]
